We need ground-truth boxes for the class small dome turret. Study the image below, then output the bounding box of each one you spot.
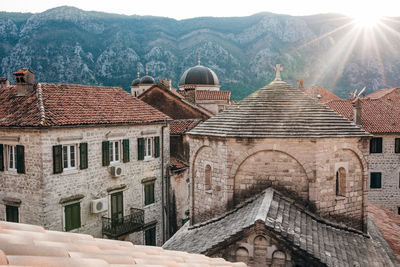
[179,65,219,86]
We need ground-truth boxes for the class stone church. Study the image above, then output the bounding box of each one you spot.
[164,66,398,266]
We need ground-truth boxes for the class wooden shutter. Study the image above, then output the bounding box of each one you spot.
[16,145,25,174]
[138,138,144,160]
[0,144,3,171]
[122,139,130,163]
[6,205,19,223]
[79,143,88,170]
[102,141,110,166]
[65,203,81,231]
[145,183,155,205]
[53,145,63,174]
[154,136,160,158]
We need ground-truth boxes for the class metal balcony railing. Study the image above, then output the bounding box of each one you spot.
[102,208,144,238]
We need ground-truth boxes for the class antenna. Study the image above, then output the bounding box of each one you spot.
[358,87,366,97]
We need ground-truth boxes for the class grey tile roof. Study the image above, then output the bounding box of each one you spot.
[163,188,397,266]
[188,81,371,138]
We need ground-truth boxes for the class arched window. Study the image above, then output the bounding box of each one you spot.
[336,167,346,196]
[254,235,268,265]
[205,164,212,190]
[272,250,286,267]
[235,247,249,264]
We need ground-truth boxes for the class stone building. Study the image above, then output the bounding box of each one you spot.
[326,87,400,215]
[0,69,171,246]
[162,67,400,266]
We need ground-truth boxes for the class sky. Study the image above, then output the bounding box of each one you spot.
[0,0,399,20]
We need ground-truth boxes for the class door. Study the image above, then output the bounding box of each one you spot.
[111,191,123,224]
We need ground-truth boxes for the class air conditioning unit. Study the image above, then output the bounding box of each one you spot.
[91,198,108,213]
[110,165,124,177]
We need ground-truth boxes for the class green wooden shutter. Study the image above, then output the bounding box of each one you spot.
[145,183,155,205]
[16,145,25,174]
[154,136,160,158]
[138,138,144,161]
[122,139,130,163]
[79,143,88,170]
[65,203,81,231]
[53,145,63,174]
[6,205,19,223]
[102,141,110,166]
[0,144,4,171]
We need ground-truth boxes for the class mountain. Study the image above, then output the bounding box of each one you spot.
[1,6,400,99]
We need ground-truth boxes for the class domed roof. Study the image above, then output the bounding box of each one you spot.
[140,75,155,84]
[131,78,140,87]
[179,65,219,86]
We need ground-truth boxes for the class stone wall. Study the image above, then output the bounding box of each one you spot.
[188,135,368,230]
[169,168,190,234]
[368,134,400,214]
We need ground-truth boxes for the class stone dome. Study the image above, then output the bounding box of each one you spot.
[131,78,140,87]
[140,75,155,84]
[179,65,219,86]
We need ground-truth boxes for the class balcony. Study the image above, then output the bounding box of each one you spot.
[102,208,144,238]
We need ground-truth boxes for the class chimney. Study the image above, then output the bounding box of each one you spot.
[352,98,362,125]
[0,78,10,89]
[14,68,35,96]
[297,79,304,89]
[184,86,196,104]
[160,78,172,90]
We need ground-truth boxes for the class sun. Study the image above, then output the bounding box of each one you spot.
[352,13,383,29]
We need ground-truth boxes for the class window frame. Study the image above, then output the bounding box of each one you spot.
[144,182,155,206]
[62,144,77,171]
[144,137,153,159]
[109,140,121,164]
[6,144,17,172]
[370,172,382,189]
[370,137,383,154]
[64,202,81,232]
[395,138,400,154]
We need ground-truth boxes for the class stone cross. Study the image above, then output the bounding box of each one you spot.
[273,64,283,81]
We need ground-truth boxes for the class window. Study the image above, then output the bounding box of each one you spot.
[398,207,400,215]
[138,137,160,160]
[6,205,18,222]
[63,145,77,170]
[111,191,123,222]
[6,145,17,171]
[102,139,129,166]
[396,138,400,153]
[109,141,121,163]
[145,138,152,158]
[144,182,155,205]
[144,226,156,246]
[205,165,212,190]
[64,202,81,231]
[370,172,382,189]
[336,167,346,196]
[0,144,25,173]
[370,137,382,153]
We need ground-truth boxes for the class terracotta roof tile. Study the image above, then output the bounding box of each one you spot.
[326,97,400,133]
[170,119,202,135]
[303,85,341,103]
[366,88,398,99]
[0,83,171,127]
[195,90,231,101]
[0,221,245,266]
[170,157,189,171]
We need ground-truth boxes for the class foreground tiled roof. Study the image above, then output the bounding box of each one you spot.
[195,90,231,101]
[189,80,370,138]
[368,203,400,261]
[0,221,246,266]
[164,188,397,266]
[303,85,341,103]
[0,83,171,127]
[326,97,400,133]
[170,119,202,135]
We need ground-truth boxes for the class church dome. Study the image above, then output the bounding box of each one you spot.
[179,65,219,86]
[131,78,140,87]
[140,75,155,84]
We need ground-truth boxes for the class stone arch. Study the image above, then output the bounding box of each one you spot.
[233,149,309,204]
[235,247,250,264]
[253,235,269,265]
[271,250,286,267]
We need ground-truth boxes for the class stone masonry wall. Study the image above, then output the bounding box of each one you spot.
[0,129,44,226]
[368,134,400,214]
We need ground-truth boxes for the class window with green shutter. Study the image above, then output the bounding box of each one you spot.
[64,202,81,231]
[138,138,145,161]
[154,136,160,158]
[6,205,18,223]
[144,182,155,205]
[79,143,88,170]
[102,141,110,166]
[16,145,25,174]
[370,172,382,189]
[53,145,63,174]
[123,139,130,163]
[0,144,4,171]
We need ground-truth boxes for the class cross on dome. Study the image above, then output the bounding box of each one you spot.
[273,64,283,81]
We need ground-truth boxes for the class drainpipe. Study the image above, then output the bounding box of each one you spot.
[161,121,168,243]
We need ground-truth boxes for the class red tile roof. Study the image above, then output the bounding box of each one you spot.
[0,221,246,266]
[0,83,171,127]
[366,88,398,99]
[368,203,400,261]
[170,157,189,171]
[170,119,202,135]
[303,85,341,103]
[195,90,231,101]
[326,97,400,133]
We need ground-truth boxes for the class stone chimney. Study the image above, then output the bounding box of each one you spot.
[184,86,196,104]
[160,78,172,90]
[14,68,35,96]
[297,79,304,89]
[0,78,10,89]
[352,98,362,125]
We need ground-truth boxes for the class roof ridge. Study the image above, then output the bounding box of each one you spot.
[255,188,274,221]
[40,82,122,90]
[36,83,46,126]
